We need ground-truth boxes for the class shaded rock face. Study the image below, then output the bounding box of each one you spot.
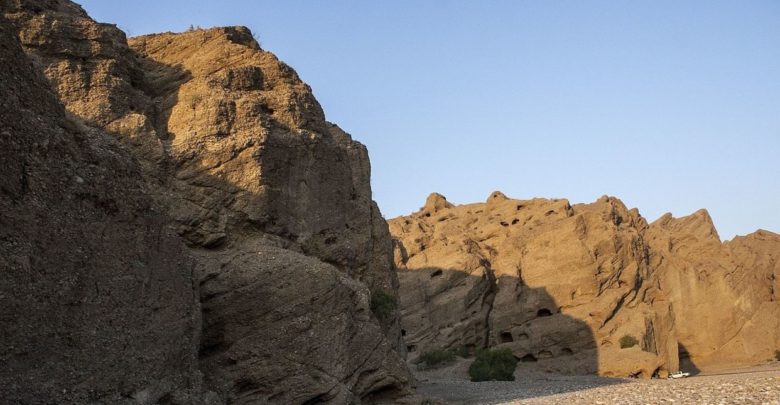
[391,193,678,378]
[648,214,780,370]
[392,192,780,377]
[2,0,410,403]
[0,13,199,404]
[198,242,412,404]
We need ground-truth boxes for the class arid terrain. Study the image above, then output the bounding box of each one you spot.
[1,0,778,404]
[414,360,780,404]
[391,192,779,380]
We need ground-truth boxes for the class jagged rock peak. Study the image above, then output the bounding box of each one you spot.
[134,25,260,50]
[422,192,453,213]
[487,190,509,202]
[651,208,720,242]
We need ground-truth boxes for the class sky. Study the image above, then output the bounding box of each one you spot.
[79,0,780,240]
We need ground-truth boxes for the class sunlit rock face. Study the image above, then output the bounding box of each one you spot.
[648,214,780,370]
[2,0,412,402]
[392,191,780,378]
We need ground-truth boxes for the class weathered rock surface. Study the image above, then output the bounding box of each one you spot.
[0,12,200,404]
[198,241,411,404]
[392,192,780,378]
[391,192,678,378]
[648,213,780,370]
[2,0,411,403]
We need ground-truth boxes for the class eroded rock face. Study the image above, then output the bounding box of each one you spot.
[198,241,411,404]
[0,13,200,404]
[391,193,678,378]
[648,213,780,370]
[392,192,780,377]
[2,0,410,402]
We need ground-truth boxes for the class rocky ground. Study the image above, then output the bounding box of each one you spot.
[415,359,780,404]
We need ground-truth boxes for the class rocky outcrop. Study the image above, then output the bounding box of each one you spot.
[0,13,200,404]
[648,213,780,370]
[2,0,410,403]
[197,241,411,404]
[391,193,678,378]
[392,192,780,378]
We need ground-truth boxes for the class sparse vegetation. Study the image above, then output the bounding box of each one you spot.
[619,334,639,349]
[468,348,518,382]
[369,289,396,322]
[414,349,457,369]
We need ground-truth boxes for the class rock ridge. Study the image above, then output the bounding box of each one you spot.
[391,191,779,378]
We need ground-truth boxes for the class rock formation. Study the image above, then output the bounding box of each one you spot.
[391,192,780,378]
[648,212,780,370]
[1,0,410,403]
[0,12,200,403]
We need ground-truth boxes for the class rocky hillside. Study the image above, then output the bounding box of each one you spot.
[0,11,200,403]
[1,0,410,403]
[390,192,779,378]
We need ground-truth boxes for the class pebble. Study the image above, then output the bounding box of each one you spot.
[416,363,780,405]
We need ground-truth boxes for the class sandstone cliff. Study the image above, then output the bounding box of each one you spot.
[648,213,780,370]
[2,0,410,403]
[391,192,779,378]
[391,192,678,378]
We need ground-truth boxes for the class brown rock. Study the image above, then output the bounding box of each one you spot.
[198,242,411,404]
[393,192,780,378]
[391,192,678,378]
[648,214,780,370]
[2,0,411,402]
[0,13,199,404]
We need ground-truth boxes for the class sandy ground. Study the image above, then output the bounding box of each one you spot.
[414,359,780,404]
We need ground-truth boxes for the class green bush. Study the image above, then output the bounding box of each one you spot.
[415,349,457,369]
[619,335,639,349]
[468,348,518,382]
[370,289,396,321]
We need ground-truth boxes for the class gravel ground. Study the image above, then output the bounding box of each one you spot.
[414,360,780,404]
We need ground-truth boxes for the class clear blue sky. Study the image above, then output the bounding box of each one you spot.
[79,1,779,240]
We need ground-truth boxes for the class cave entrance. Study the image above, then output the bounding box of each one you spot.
[537,308,552,317]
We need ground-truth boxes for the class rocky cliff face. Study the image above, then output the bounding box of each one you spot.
[648,213,780,370]
[2,0,410,403]
[391,192,780,378]
[391,192,678,378]
[0,12,200,404]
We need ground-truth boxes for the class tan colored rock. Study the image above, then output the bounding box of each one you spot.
[3,0,411,402]
[0,13,200,403]
[391,193,678,378]
[648,213,780,370]
[393,192,780,378]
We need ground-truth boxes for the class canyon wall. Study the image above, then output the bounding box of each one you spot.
[391,192,779,378]
[1,0,410,403]
[0,12,200,403]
